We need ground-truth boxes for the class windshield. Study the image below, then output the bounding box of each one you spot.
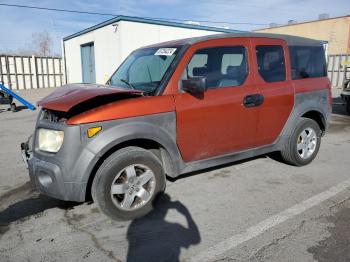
[108,47,179,94]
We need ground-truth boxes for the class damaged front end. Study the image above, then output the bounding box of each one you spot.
[20,135,33,169]
[20,83,144,201]
[37,83,144,120]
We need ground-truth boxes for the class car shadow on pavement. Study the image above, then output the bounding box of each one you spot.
[126,193,201,262]
[0,105,30,113]
[12,105,30,112]
[0,192,78,231]
[168,155,267,182]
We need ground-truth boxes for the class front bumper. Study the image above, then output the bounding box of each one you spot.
[20,120,90,202]
[27,156,86,202]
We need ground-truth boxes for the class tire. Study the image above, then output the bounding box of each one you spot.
[92,146,166,221]
[11,103,16,112]
[346,102,350,115]
[280,118,321,166]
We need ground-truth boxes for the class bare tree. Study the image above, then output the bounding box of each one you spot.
[0,31,56,56]
[31,31,53,56]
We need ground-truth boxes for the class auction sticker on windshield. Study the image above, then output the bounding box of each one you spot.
[154,48,177,56]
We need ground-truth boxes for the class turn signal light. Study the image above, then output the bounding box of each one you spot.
[87,127,102,138]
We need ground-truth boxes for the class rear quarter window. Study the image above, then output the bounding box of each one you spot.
[289,46,327,79]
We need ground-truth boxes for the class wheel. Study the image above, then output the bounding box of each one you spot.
[92,146,166,220]
[10,103,16,112]
[280,118,321,166]
[346,102,350,115]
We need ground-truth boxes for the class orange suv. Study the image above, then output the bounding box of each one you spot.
[22,33,331,220]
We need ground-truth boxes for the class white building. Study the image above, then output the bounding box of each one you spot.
[62,15,238,84]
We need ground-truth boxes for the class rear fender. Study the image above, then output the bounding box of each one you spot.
[276,89,331,147]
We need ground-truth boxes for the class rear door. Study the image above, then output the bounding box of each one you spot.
[171,38,260,162]
[251,38,294,146]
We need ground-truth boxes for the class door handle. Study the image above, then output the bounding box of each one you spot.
[243,94,264,108]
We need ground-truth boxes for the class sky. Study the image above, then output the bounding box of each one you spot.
[0,0,349,55]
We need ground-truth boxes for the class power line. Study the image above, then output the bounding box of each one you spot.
[0,3,269,26]
[0,3,117,16]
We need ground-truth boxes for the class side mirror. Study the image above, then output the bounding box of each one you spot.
[182,77,207,94]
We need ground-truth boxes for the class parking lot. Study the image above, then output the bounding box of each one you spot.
[1,87,350,262]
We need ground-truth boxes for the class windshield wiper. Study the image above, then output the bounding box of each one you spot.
[120,79,135,90]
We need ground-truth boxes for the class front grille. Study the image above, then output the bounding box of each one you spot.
[41,109,66,123]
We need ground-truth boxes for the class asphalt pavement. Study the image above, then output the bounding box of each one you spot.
[0,87,350,262]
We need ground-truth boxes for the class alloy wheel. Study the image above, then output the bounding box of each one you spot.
[297,127,317,159]
[110,164,156,211]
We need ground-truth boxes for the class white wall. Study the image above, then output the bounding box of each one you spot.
[64,21,222,84]
[64,23,122,84]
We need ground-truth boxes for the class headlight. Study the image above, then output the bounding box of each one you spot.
[38,128,64,153]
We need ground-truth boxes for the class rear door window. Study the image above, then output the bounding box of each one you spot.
[256,45,286,82]
[289,46,327,79]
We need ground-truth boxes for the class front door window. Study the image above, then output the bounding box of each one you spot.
[180,46,248,89]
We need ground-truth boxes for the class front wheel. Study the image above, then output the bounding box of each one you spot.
[92,146,166,221]
[280,118,321,166]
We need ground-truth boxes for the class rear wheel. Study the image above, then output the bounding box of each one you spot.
[281,118,321,166]
[346,102,350,115]
[92,146,166,221]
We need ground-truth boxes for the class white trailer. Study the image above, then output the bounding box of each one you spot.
[63,16,238,84]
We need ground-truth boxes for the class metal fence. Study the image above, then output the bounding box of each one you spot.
[0,55,65,90]
[0,53,348,89]
[328,54,350,87]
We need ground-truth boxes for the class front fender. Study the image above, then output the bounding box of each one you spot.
[70,112,182,190]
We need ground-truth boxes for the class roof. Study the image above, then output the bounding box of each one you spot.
[255,15,350,31]
[63,15,241,41]
[146,32,324,48]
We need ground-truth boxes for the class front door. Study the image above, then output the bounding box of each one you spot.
[172,38,260,163]
[81,42,96,83]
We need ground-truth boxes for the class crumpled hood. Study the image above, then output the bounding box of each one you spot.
[37,83,143,112]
